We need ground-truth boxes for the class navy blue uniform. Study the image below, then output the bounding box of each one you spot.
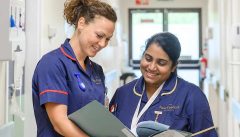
[32,39,106,137]
[110,73,218,137]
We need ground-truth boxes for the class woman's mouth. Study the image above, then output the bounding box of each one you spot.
[145,71,158,79]
[92,46,100,52]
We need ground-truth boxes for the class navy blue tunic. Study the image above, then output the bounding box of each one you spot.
[110,73,218,137]
[32,39,106,137]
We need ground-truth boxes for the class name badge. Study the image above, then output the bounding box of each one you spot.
[92,77,102,84]
[159,104,180,111]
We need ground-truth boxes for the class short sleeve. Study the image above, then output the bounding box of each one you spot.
[187,85,218,137]
[34,54,69,106]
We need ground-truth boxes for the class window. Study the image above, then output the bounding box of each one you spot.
[129,9,163,67]
[129,8,202,86]
[168,10,201,60]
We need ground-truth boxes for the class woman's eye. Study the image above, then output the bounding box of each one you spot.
[106,38,110,41]
[157,60,167,66]
[96,34,103,39]
[145,55,152,62]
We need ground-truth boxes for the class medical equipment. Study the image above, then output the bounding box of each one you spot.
[10,7,16,28]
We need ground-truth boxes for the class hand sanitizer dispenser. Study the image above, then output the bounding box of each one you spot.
[232,24,240,48]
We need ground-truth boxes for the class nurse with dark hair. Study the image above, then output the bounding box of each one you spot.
[110,32,218,137]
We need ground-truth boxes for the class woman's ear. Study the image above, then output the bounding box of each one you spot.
[171,61,178,73]
[77,17,86,30]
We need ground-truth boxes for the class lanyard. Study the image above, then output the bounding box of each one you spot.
[131,82,164,135]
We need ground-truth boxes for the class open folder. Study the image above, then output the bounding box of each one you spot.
[68,100,135,137]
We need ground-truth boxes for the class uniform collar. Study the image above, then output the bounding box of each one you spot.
[160,73,178,96]
[133,77,145,97]
[60,39,77,61]
[60,39,92,75]
[133,73,178,103]
[146,73,178,105]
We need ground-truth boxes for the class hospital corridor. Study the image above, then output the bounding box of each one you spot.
[0,0,240,137]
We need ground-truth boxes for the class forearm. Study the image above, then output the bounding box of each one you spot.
[52,116,88,137]
[45,103,89,137]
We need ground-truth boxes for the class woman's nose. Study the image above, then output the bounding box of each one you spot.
[148,62,157,70]
[98,39,108,48]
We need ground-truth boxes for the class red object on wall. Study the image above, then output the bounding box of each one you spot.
[135,0,141,5]
[135,0,142,5]
[135,0,149,5]
[200,57,208,79]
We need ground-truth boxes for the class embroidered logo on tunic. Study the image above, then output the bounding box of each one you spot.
[159,104,180,111]
[91,78,102,84]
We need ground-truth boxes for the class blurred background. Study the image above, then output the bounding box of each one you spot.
[0,0,240,136]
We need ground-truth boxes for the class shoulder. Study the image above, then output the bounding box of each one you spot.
[118,79,138,90]
[177,77,203,96]
[110,78,139,104]
[40,48,62,64]
[35,48,65,74]
[115,79,139,96]
[177,77,210,112]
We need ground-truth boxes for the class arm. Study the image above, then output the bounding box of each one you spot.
[45,103,89,137]
[188,86,218,137]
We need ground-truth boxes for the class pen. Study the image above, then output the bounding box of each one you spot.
[74,73,86,91]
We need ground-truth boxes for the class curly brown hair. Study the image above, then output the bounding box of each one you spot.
[64,0,117,28]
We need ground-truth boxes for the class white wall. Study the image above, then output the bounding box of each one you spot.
[230,0,240,136]
[206,1,222,135]
[41,0,66,55]
[24,0,41,136]
[0,62,7,126]
[207,0,240,137]
[207,0,221,81]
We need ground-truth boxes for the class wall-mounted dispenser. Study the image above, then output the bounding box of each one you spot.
[48,25,57,39]
[232,24,240,48]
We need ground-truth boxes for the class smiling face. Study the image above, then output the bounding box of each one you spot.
[76,16,115,57]
[140,43,176,87]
